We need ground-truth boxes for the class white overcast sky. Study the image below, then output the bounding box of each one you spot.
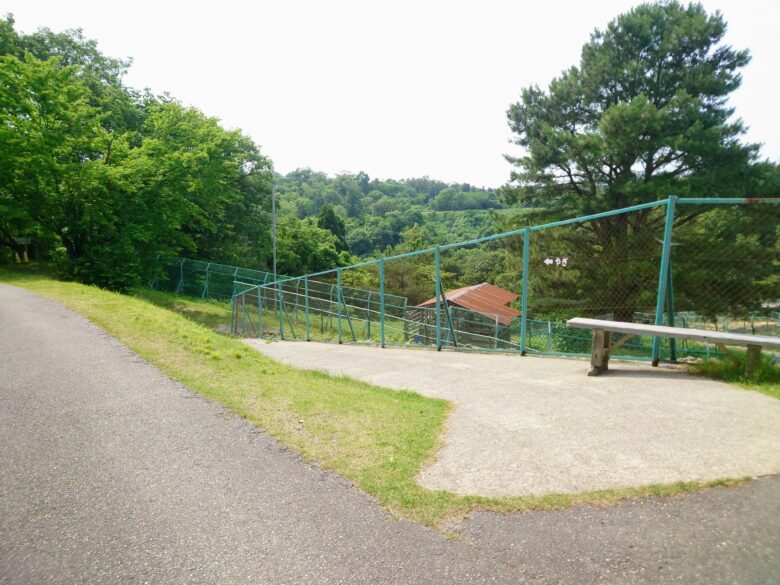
[4,0,779,187]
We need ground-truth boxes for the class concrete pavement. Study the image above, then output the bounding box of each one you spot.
[246,341,780,497]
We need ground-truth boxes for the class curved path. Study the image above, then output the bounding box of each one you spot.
[0,284,520,584]
[247,341,780,497]
[2,283,779,584]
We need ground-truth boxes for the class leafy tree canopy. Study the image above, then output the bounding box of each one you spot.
[274,168,502,257]
[0,16,273,289]
[503,1,758,212]
[316,205,349,252]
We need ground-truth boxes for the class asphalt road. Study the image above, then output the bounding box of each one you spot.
[1,283,779,584]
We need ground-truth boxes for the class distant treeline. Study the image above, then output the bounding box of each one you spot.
[274,169,504,257]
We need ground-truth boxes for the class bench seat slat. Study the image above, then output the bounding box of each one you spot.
[566,318,780,349]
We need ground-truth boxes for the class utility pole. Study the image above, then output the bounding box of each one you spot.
[271,183,277,278]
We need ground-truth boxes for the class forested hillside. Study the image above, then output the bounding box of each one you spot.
[274,169,506,257]
[0,14,514,288]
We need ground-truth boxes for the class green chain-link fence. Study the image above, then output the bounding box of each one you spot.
[153,258,276,299]
[231,197,780,362]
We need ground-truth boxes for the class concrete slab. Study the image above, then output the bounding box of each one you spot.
[245,340,780,497]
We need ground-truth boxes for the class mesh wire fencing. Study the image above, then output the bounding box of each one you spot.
[232,266,408,344]
[226,197,780,362]
[154,258,276,299]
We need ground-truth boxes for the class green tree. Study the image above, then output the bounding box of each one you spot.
[0,18,274,288]
[505,1,754,212]
[503,1,766,321]
[383,225,436,305]
[0,54,106,265]
[137,102,272,268]
[276,216,348,275]
[317,205,349,252]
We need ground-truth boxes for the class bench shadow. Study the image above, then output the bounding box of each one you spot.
[597,366,699,381]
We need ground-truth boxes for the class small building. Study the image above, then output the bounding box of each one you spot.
[409,283,521,347]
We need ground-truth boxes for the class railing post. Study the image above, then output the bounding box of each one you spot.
[546,320,552,352]
[402,297,408,342]
[520,228,530,355]
[379,258,385,348]
[231,293,237,334]
[232,267,239,297]
[435,246,442,350]
[366,293,372,338]
[241,292,246,335]
[176,259,185,295]
[666,261,677,361]
[652,196,677,365]
[277,280,284,340]
[337,269,343,344]
[202,262,211,299]
[304,277,310,341]
[257,285,263,338]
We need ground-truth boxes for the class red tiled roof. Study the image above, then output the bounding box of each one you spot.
[417,283,521,325]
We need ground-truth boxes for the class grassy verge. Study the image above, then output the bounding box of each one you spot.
[135,288,233,332]
[0,267,750,526]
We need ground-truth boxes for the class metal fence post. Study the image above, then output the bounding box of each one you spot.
[652,196,677,365]
[202,262,211,299]
[337,269,343,344]
[546,320,552,352]
[176,259,185,295]
[257,285,263,338]
[277,280,284,340]
[402,297,408,342]
[520,228,530,355]
[304,277,310,341]
[231,293,237,334]
[435,246,442,350]
[366,293,372,338]
[379,258,385,348]
[666,261,677,361]
[241,292,246,335]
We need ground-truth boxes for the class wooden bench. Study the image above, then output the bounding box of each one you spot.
[566,317,780,377]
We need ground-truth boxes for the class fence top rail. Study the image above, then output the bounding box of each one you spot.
[175,257,274,278]
[677,197,780,205]
[231,279,408,305]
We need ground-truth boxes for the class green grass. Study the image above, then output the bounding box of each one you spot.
[135,288,233,332]
[0,266,752,526]
[692,354,780,401]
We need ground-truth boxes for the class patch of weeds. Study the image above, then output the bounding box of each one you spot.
[693,353,780,401]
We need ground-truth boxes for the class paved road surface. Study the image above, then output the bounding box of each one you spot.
[247,341,780,497]
[1,283,779,584]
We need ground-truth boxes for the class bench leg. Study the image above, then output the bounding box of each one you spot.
[745,344,762,379]
[589,329,610,376]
